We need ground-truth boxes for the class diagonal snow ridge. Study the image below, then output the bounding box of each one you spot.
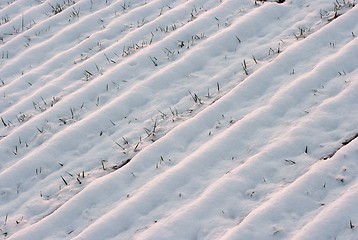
[1,0,358,239]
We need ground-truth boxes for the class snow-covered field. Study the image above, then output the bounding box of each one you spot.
[1,0,358,239]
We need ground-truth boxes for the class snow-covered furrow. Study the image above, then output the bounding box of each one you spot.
[0,0,242,140]
[0,0,240,170]
[0,0,182,105]
[0,0,328,172]
[1,2,288,236]
[72,9,358,239]
[0,1,287,174]
[1,0,358,239]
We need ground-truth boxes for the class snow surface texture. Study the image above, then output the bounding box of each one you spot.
[0,0,358,239]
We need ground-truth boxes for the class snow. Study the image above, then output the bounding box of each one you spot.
[0,0,358,239]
